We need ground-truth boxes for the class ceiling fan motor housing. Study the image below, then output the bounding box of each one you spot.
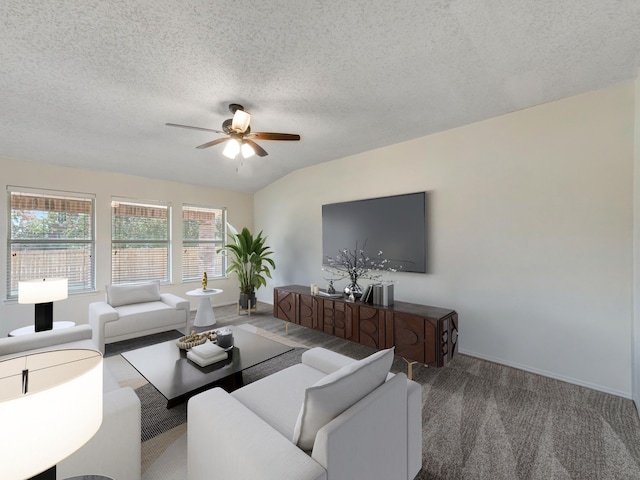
[228,103,244,114]
[222,118,250,135]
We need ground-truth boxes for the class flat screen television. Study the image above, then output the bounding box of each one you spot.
[322,192,427,274]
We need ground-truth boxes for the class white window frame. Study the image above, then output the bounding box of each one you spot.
[182,204,227,282]
[7,186,96,299]
[111,198,172,285]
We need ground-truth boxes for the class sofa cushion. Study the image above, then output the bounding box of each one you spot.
[106,282,160,307]
[292,347,394,451]
[232,363,326,440]
[104,301,179,338]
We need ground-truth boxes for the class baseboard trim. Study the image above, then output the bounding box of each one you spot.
[458,348,631,400]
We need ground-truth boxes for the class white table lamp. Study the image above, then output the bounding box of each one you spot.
[18,278,68,332]
[0,349,103,480]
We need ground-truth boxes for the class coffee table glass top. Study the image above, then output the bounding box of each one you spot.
[121,326,293,407]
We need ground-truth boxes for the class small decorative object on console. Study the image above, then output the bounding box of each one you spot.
[202,271,208,290]
[323,240,399,298]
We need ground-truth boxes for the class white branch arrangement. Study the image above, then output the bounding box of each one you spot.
[322,240,400,287]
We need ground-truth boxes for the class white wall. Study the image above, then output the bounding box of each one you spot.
[255,83,635,397]
[0,157,253,337]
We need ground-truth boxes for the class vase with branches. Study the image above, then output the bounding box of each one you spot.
[322,240,398,297]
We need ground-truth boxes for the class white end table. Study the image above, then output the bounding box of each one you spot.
[9,321,76,337]
[186,288,223,328]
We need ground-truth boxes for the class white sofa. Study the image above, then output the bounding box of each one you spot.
[0,325,141,480]
[89,281,189,353]
[188,346,422,480]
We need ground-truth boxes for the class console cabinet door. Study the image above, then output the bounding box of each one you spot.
[274,288,298,324]
[358,305,383,349]
[387,312,430,364]
[437,312,459,366]
[299,294,319,329]
[322,299,355,340]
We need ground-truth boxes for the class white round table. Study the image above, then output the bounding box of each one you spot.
[186,288,223,328]
[9,321,76,337]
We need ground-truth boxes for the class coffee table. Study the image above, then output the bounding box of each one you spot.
[121,326,293,408]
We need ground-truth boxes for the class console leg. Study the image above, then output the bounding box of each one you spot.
[402,358,420,380]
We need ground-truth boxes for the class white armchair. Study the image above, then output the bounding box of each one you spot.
[188,347,422,480]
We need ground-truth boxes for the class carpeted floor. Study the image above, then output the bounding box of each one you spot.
[106,302,640,480]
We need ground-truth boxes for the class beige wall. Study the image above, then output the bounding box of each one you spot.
[0,158,253,336]
[255,83,635,396]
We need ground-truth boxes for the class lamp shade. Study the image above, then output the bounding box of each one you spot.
[18,278,68,304]
[223,138,241,159]
[0,349,103,480]
[231,109,251,133]
[241,142,255,159]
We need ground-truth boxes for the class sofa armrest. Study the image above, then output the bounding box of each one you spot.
[311,373,409,480]
[0,325,93,357]
[301,347,357,374]
[89,301,120,354]
[58,386,141,480]
[188,388,326,480]
[160,293,189,311]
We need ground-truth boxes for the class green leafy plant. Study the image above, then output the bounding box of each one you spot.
[220,225,275,295]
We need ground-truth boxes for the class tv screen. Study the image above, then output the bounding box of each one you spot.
[322,192,426,274]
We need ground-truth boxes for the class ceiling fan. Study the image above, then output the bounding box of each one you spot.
[166,103,300,159]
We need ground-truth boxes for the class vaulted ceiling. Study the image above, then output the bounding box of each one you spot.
[1,1,639,193]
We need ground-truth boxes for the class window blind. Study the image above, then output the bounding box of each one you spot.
[182,205,226,281]
[7,188,95,298]
[111,200,170,284]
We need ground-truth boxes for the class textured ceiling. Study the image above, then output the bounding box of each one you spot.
[1,1,639,193]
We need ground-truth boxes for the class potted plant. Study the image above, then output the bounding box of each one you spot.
[221,225,275,309]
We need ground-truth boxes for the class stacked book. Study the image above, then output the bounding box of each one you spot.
[187,340,228,367]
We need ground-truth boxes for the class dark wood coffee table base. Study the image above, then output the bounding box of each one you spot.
[121,326,293,408]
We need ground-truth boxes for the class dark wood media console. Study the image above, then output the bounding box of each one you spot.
[273,285,458,367]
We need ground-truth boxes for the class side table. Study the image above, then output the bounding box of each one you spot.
[9,321,76,337]
[186,288,223,328]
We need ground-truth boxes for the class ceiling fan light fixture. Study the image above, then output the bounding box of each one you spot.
[241,142,255,159]
[232,109,251,133]
[223,138,240,159]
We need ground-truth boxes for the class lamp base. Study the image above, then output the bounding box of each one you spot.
[34,302,54,331]
[31,465,55,480]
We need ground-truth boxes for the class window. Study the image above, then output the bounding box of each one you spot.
[8,187,95,298]
[182,205,226,281]
[112,199,171,284]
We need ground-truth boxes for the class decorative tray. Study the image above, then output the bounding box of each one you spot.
[176,330,218,350]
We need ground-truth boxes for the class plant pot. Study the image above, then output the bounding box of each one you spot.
[239,293,256,310]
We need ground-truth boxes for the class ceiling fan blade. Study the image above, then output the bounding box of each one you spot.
[166,123,225,134]
[196,137,229,149]
[244,139,268,157]
[248,132,300,141]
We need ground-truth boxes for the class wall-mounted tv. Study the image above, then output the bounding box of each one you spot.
[322,192,427,274]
